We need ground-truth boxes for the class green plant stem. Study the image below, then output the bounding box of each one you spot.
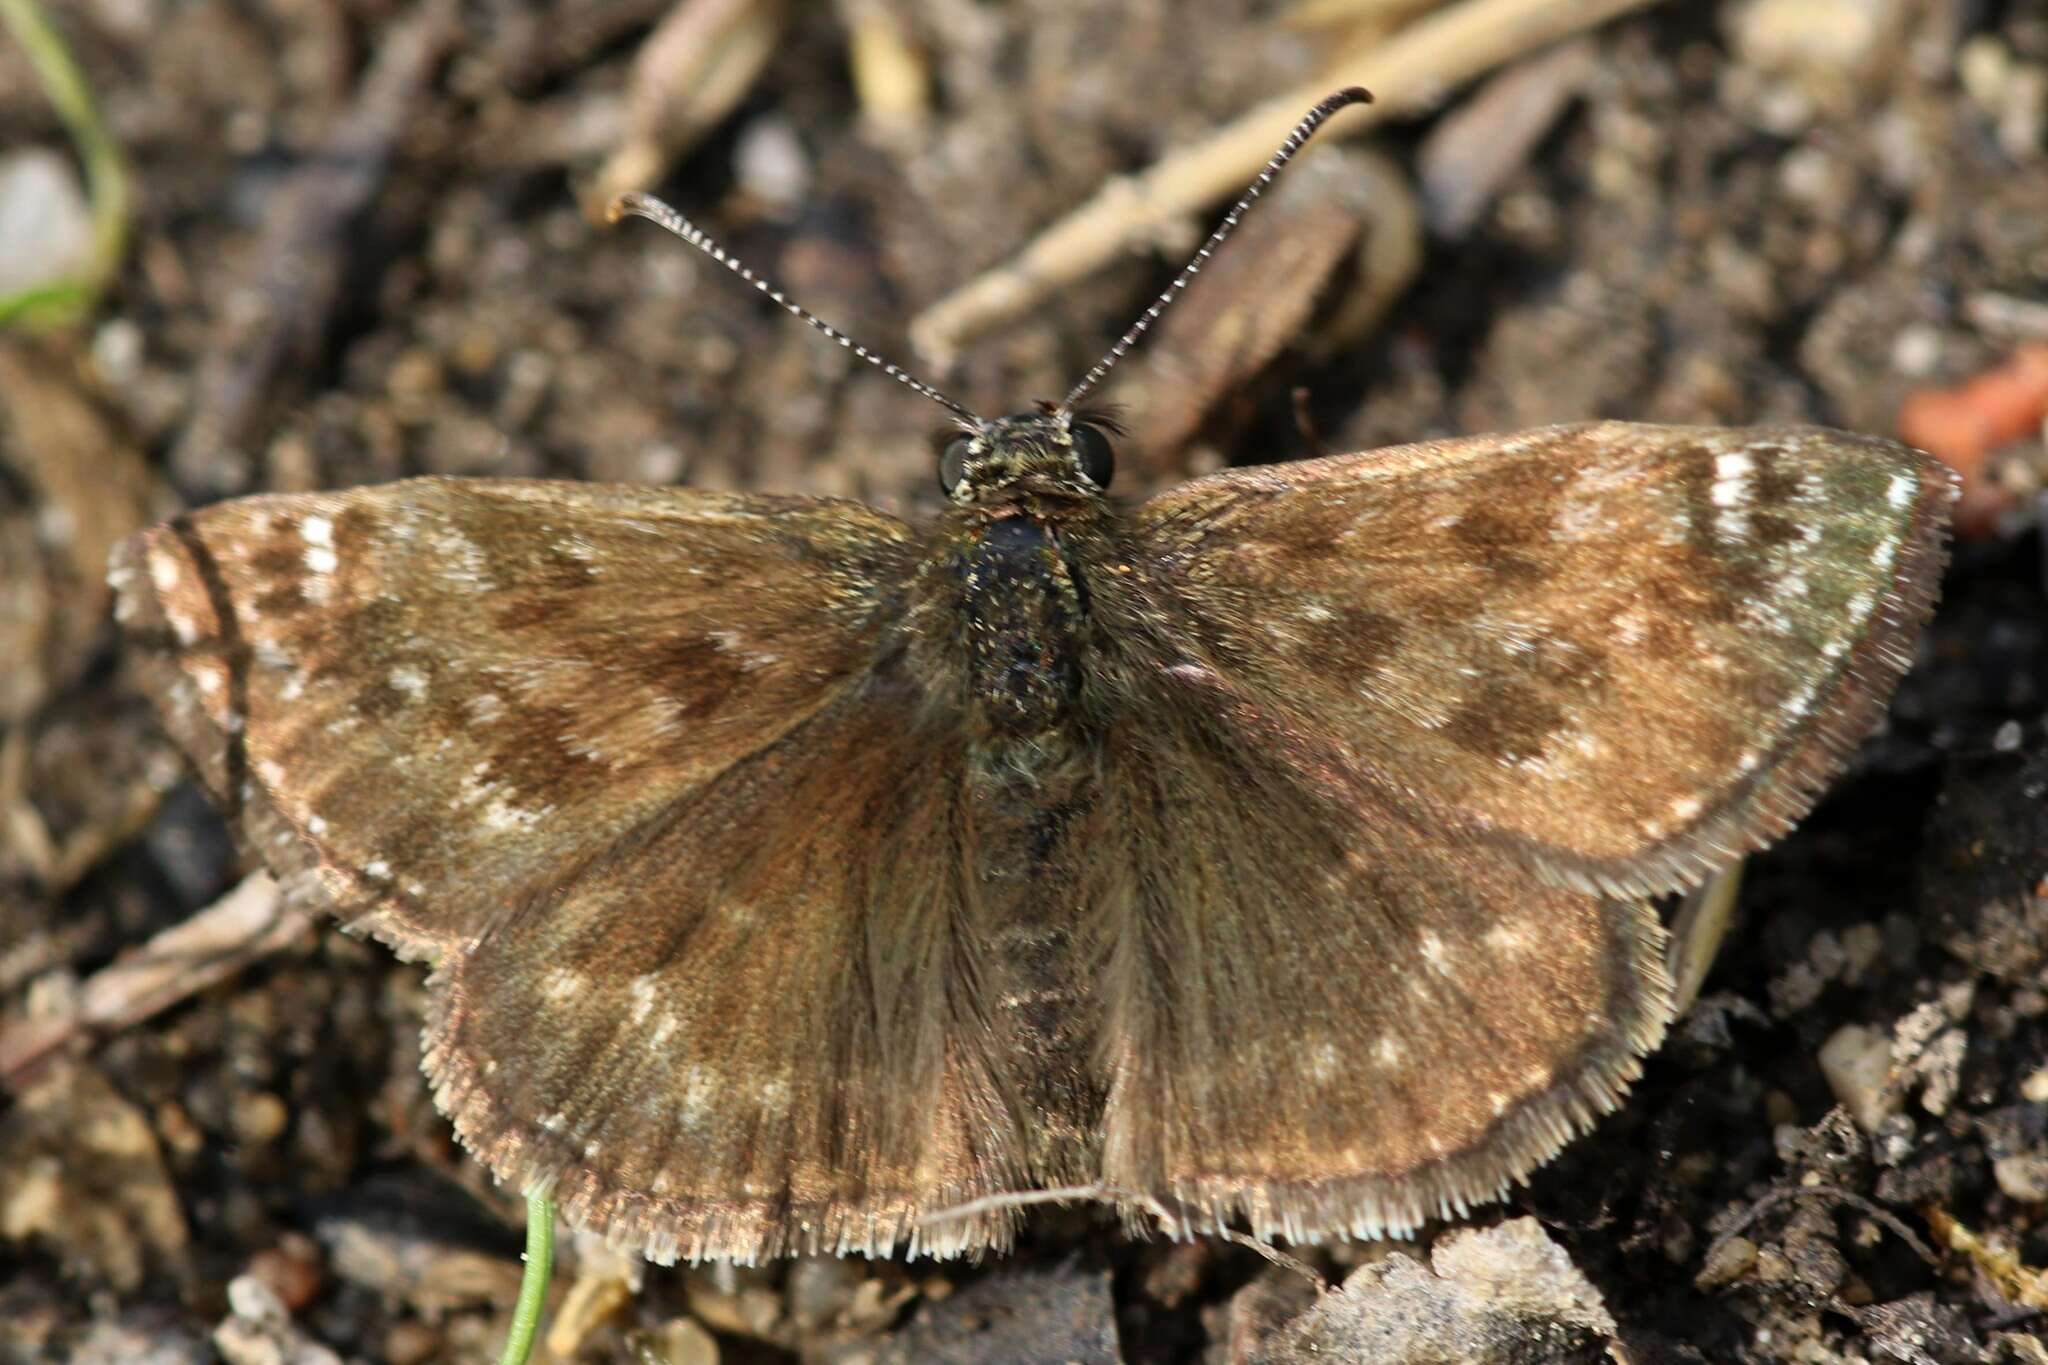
[497,1191,555,1365]
[0,0,130,323]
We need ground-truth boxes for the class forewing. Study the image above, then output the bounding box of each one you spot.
[109,478,914,957]
[1135,422,1953,895]
[1082,656,1671,1242]
[112,480,1029,1259]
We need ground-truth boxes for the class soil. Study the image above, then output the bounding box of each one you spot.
[2,1,2046,1362]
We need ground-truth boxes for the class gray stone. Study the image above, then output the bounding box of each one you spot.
[1250,1219,1614,1365]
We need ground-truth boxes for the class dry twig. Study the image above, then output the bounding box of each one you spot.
[910,0,1664,365]
[586,0,789,218]
[0,873,311,1088]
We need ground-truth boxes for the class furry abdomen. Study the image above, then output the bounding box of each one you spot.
[950,512,1103,1177]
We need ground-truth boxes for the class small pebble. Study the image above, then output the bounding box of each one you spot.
[92,319,146,388]
[0,148,94,298]
[155,1101,206,1158]
[1696,1235,1757,1288]
[387,347,445,406]
[247,1234,325,1312]
[1872,1114,1918,1167]
[638,440,688,486]
[231,1091,290,1146]
[1891,325,1942,377]
[645,1317,719,1365]
[225,1274,286,1327]
[1994,1155,2048,1203]
[1840,923,1885,982]
[381,1321,442,1365]
[1752,1246,1795,1284]
[1958,35,2012,112]
[1727,0,1907,92]
[734,117,810,213]
[1818,1023,1898,1132]
[685,1266,782,1339]
[786,1256,863,1332]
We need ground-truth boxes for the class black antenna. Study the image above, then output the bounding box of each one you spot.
[608,192,982,425]
[1060,86,1374,412]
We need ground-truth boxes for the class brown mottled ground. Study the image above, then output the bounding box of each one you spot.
[2,1,2045,1361]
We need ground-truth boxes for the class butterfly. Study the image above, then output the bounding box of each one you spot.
[108,91,1953,1265]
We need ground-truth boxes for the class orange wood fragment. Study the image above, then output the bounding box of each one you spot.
[1898,344,2048,538]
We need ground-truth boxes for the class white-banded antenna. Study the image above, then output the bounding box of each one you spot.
[608,191,982,425]
[1060,86,1374,412]
[610,87,1372,424]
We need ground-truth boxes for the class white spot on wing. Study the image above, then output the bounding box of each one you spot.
[628,974,660,1025]
[1711,453,1753,510]
[167,607,203,645]
[1483,924,1531,955]
[1419,932,1452,975]
[677,1064,718,1130]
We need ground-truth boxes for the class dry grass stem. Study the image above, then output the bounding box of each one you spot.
[842,0,931,139]
[0,873,308,1086]
[588,0,789,218]
[910,0,1665,365]
[1669,863,1743,1016]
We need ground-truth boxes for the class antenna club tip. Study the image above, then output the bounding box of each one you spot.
[603,194,636,226]
[1332,86,1374,107]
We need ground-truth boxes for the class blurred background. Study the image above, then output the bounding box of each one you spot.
[1,0,2046,1361]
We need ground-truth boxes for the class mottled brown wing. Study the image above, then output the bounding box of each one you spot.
[110,479,1025,1261]
[427,674,1025,1262]
[1074,653,1671,1241]
[1134,422,1953,897]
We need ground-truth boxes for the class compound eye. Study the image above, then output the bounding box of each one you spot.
[1071,422,1115,488]
[939,437,972,493]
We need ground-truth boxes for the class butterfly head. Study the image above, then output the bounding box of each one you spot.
[938,408,1118,506]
